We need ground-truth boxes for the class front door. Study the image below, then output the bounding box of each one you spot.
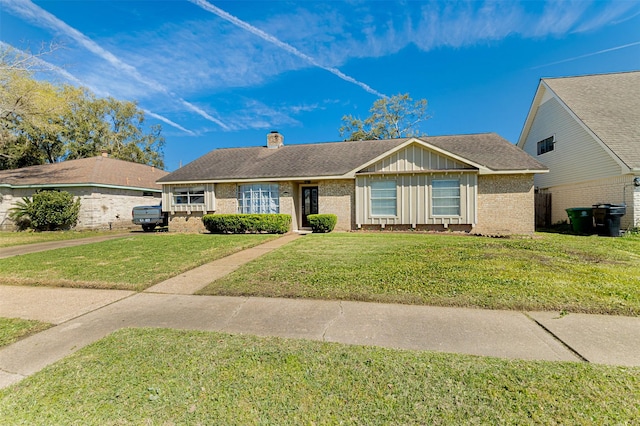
[301,186,318,228]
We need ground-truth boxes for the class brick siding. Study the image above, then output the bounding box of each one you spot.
[475,174,535,235]
[542,175,638,230]
[0,186,160,231]
[318,180,354,231]
[168,212,206,233]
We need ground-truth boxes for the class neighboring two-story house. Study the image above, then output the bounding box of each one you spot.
[518,71,640,230]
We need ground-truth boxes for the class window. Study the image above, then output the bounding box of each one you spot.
[370,180,397,216]
[173,186,205,205]
[237,183,279,214]
[432,179,460,216]
[537,136,555,155]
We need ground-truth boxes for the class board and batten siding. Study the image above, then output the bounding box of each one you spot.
[162,183,215,213]
[355,143,478,227]
[522,97,622,189]
[359,143,473,173]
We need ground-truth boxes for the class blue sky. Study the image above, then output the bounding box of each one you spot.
[1,0,639,171]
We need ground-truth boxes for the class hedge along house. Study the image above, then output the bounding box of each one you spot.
[517,71,640,230]
[0,154,168,230]
[158,132,547,235]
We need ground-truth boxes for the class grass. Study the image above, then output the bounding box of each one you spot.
[0,233,277,291]
[200,232,640,316]
[0,317,50,348]
[0,230,120,248]
[0,328,638,424]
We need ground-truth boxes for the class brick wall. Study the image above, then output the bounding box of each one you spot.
[475,174,535,235]
[168,182,296,233]
[543,175,637,229]
[169,212,206,233]
[0,186,160,231]
[214,183,238,214]
[318,179,354,231]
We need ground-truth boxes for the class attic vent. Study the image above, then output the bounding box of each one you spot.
[267,131,284,149]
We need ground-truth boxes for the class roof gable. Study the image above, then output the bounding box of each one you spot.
[0,156,168,190]
[160,133,546,184]
[519,71,640,170]
[357,140,474,174]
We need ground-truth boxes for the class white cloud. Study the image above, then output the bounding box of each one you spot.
[0,0,229,131]
[188,0,388,98]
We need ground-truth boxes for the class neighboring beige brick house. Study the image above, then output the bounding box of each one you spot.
[158,132,547,235]
[517,71,640,230]
[0,155,168,230]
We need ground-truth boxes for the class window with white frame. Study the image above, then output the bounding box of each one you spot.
[432,179,460,216]
[370,180,397,216]
[173,186,205,205]
[237,183,279,214]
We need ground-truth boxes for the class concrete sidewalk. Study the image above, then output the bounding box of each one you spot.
[1,232,640,390]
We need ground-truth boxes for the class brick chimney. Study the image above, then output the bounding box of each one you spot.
[267,131,284,149]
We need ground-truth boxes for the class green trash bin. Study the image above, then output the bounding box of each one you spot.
[566,208,593,234]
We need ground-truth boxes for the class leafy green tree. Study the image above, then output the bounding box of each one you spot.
[9,190,80,231]
[0,67,69,168]
[339,93,430,141]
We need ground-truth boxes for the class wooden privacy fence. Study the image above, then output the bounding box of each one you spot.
[535,191,552,229]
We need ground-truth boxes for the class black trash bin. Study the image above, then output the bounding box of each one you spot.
[592,204,626,237]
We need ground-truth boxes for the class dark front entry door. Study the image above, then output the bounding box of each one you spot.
[302,186,318,227]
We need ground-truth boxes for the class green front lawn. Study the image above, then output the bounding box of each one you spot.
[0,317,50,348]
[200,232,640,316]
[0,328,638,424]
[0,234,277,291]
[0,230,119,248]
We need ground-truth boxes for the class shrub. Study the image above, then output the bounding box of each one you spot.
[307,214,337,233]
[9,190,81,231]
[7,197,33,231]
[202,214,291,234]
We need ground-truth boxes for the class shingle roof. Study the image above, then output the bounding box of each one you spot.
[543,71,640,169]
[0,156,168,190]
[159,133,546,183]
[420,133,547,172]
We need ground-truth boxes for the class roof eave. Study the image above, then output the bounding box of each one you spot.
[478,169,549,175]
[158,174,353,185]
[0,182,162,191]
[517,80,548,148]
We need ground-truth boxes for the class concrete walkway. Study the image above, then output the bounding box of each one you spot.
[1,232,640,390]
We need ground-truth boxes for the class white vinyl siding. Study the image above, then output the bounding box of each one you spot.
[237,183,279,214]
[370,180,397,216]
[522,97,622,189]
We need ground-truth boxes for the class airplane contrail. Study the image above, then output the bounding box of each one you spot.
[1,41,197,135]
[143,110,196,135]
[189,0,388,98]
[1,0,229,130]
[531,41,640,69]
